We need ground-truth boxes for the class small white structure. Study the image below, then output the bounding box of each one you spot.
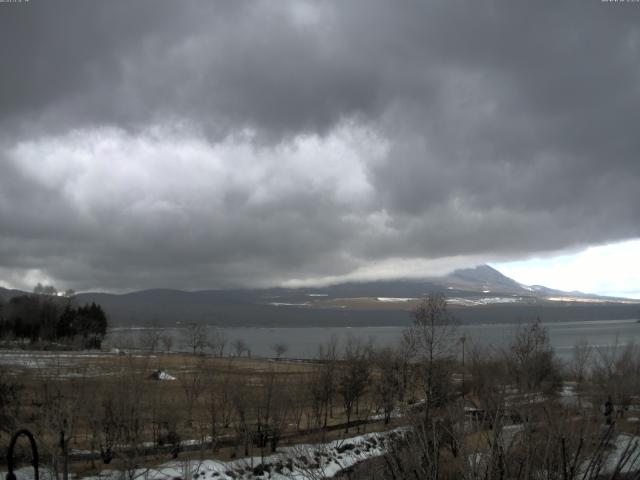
[149,370,176,381]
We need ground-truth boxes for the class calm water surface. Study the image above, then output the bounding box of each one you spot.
[110,318,640,360]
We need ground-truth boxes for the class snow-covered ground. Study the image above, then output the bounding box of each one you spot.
[2,429,405,480]
[0,351,112,367]
[447,296,523,306]
[373,295,527,305]
[584,433,640,476]
[0,350,152,377]
[269,302,311,307]
[483,429,640,478]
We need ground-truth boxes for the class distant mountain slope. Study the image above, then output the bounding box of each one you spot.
[444,265,525,293]
[2,265,638,327]
[0,286,27,301]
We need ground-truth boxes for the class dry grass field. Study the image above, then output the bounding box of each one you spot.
[0,348,414,478]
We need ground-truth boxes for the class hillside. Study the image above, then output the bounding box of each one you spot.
[2,265,638,327]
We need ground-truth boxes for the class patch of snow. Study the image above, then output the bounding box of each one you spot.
[376,297,417,302]
[36,428,407,480]
[369,409,403,421]
[545,296,624,304]
[269,302,310,307]
[558,383,593,408]
[592,433,640,476]
[447,297,522,306]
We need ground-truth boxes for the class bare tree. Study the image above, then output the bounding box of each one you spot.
[180,356,207,426]
[287,380,307,432]
[34,358,92,480]
[404,294,458,421]
[308,368,327,430]
[592,341,640,418]
[182,323,209,355]
[338,337,372,432]
[233,338,249,357]
[140,328,162,352]
[254,370,291,459]
[507,320,561,394]
[160,333,174,353]
[396,333,416,403]
[147,374,181,458]
[570,338,592,386]
[34,282,58,296]
[271,342,289,359]
[373,346,401,424]
[210,327,228,357]
[307,336,339,430]
[105,358,152,479]
[467,343,509,422]
[230,383,252,457]
[203,361,235,452]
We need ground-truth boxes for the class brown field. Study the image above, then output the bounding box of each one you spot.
[0,349,413,476]
[4,324,640,480]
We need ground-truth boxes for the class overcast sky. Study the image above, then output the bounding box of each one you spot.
[1,1,639,294]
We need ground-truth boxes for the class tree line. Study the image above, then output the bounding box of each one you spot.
[0,284,108,348]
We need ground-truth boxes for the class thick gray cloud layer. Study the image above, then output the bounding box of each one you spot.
[0,0,639,291]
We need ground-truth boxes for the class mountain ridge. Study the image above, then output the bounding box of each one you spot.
[1,265,638,327]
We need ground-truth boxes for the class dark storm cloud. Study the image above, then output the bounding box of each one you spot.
[0,0,639,291]
[0,1,384,140]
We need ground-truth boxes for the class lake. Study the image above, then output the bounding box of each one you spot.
[109,318,640,361]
